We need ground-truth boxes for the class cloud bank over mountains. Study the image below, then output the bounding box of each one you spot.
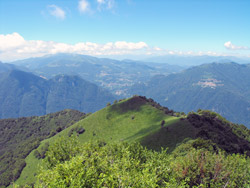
[0,33,149,61]
[0,32,249,62]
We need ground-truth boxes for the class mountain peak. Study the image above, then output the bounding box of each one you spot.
[109,96,173,116]
[8,69,45,84]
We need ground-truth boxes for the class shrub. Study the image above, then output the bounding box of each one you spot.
[77,127,85,134]
[170,149,250,187]
[37,142,174,187]
[56,127,62,132]
[33,150,41,159]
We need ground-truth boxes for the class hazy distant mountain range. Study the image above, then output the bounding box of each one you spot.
[130,62,250,127]
[0,61,28,73]
[1,54,250,127]
[9,54,183,96]
[143,55,250,67]
[0,69,115,119]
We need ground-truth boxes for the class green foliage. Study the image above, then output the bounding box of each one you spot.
[180,112,185,116]
[197,109,230,124]
[0,109,84,187]
[44,136,82,168]
[187,110,250,156]
[36,140,175,188]
[32,140,250,188]
[33,142,49,159]
[175,112,181,117]
[196,109,250,143]
[170,149,250,187]
[80,112,91,120]
[231,124,250,143]
[68,125,85,137]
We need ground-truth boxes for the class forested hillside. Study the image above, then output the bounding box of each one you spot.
[130,62,250,127]
[0,69,115,119]
[0,109,85,187]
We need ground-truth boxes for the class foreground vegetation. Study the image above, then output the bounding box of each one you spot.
[0,110,85,187]
[8,96,250,187]
[14,96,178,186]
[14,137,250,187]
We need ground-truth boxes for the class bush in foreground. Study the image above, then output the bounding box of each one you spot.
[18,137,250,187]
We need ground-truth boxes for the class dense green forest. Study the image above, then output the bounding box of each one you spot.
[9,96,250,187]
[0,109,85,187]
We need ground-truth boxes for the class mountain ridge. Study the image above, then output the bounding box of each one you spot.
[0,69,115,119]
[130,62,250,127]
[143,55,250,67]
[8,53,184,96]
[13,96,250,186]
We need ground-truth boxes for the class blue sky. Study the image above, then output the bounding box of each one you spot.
[0,0,249,61]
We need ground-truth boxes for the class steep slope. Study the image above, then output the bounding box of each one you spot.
[14,96,182,186]
[0,109,85,187]
[143,109,250,154]
[46,74,115,113]
[0,70,115,119]
[0,62,17,73]
[0,61,28,73]
[0,70,48,118]
[14,96,250,186]
[130,62,250,127]
[10,54,183,96]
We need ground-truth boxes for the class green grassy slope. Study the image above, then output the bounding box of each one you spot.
[141,119,196,152]
[12,96,250,187]
[14,96,192,186]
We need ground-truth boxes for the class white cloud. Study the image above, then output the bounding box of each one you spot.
[48,5,66,20]
[154,47,162,51]
[114,41,148,50]
[224,41,249,50]
[0,32,25,50]
[2,33,248,62]
[107,0,115,9]
[0,33,149,61]
[78,0,115,14]
[97,0,115,10]
[168,51,175,55]
[97,0,105,4]
[78,0,90,13]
